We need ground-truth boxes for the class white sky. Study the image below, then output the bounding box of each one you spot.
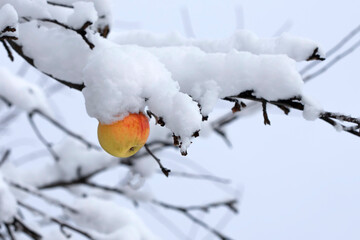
[1,0,360,239]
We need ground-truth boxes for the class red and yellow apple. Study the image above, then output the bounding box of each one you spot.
[97,113,150,158]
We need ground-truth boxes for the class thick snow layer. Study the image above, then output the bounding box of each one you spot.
[67,2,97,29]
[0,0,50,19]
[0,67,52,115]
[111,30,324,62]
[0,3,18,33]
[18,21,91,84]
[149,47,304,116]
[0,173,17,223]
[69,197,159,240]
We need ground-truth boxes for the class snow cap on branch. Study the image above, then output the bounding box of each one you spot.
[0,3,18,34]
[0,0,50,19]
[0,67,52,115]
[112,29,325,62]
[67,1,97,29]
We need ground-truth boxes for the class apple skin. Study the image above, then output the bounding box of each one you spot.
[97,113,150,158]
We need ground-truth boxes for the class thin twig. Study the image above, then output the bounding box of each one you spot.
[164,171,231,184]
[152,199,235,240]
[28,112,59,161]
[0,96,12,107]
[0,150,11,167]
[152,199,238,214]
[1,40,14,61]
[144,144,171,177]
[83,181,125,195]
[46,1,73,8]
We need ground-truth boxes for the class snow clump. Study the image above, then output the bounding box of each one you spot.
[69,197,159,240]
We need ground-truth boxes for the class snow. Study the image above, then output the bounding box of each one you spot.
[132,157,158,178]
[302,96,323,121]
[82,41,203,153]
[0,0,50,19]
[69,197,159,240]
[148,47,304,116]
[111,30,324,61]
[54,138,112,181]
[18,137,111,187]
[67,2,97,29]
[11,3,318,154]
[18,21,91,85]
[0,3,18,35]
[48,0,112,29]
[0,67,52,115]
[0,173,17,223]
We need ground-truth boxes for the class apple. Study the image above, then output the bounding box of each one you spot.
[97,113,150,158]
